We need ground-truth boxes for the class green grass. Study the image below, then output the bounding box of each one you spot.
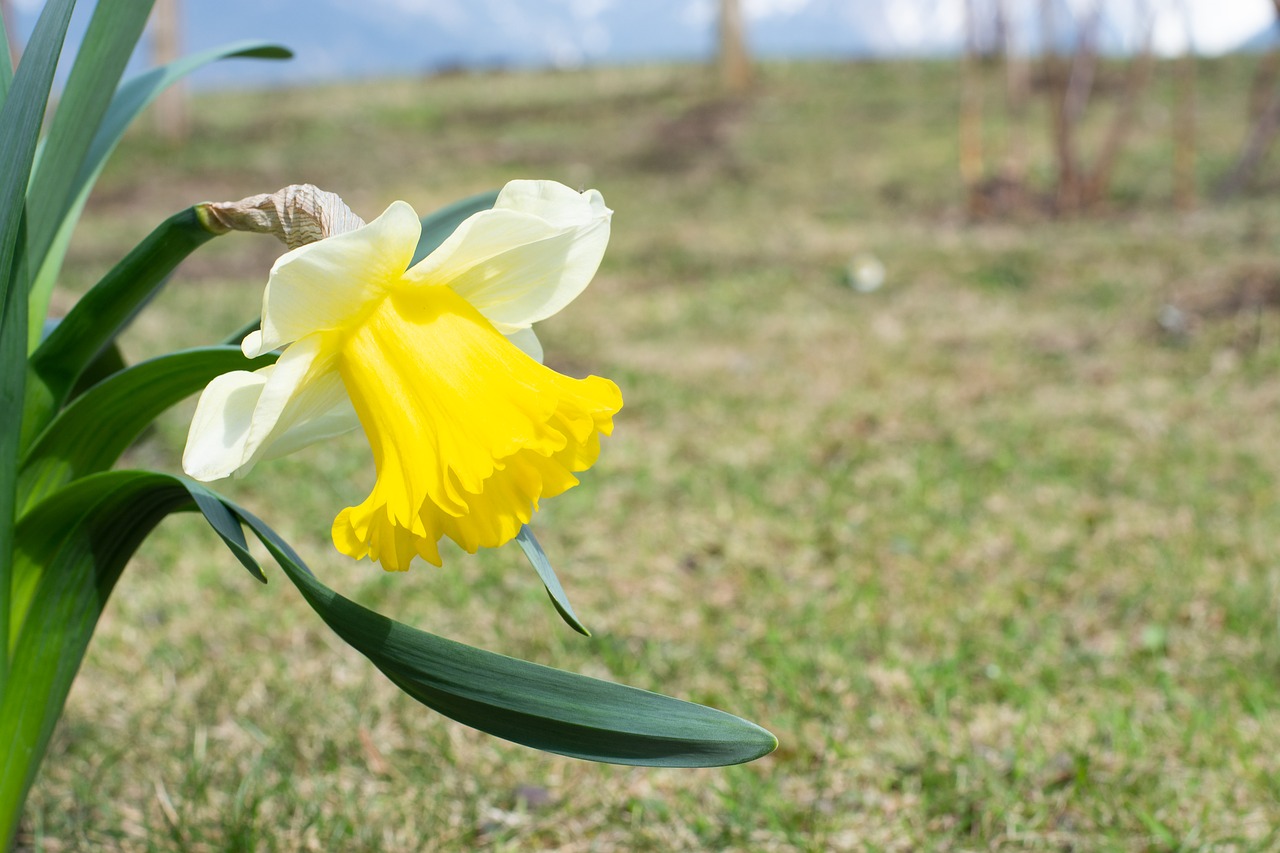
[18,55,1280,850]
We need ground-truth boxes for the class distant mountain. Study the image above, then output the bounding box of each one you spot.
[174,0,936,87]
[8,0,1274,90]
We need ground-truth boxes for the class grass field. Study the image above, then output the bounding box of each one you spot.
[18,56,1280,850]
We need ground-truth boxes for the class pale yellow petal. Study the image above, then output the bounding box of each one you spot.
[183,369,270,481]
[250,200,421,355]
[402,180,610,333]
[183,334,347,480]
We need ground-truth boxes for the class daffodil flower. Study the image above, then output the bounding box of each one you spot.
[183,181,622,572]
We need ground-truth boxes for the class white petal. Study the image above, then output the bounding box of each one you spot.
[183,335,354,480]
[403,180,610,333]
[493,180,608,227]
[504,326,544,363]
[183,369,269,481]
[249,200,422,356]
[254,394,360,463]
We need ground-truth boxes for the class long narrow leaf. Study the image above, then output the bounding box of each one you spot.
[0,471,191,848]
[22,0,153,289]
[516,525,590,636]
[69,338,127,399]
[0,0,77,701]
[184,484,266,583]
[231,502,777,767]
[0,6,12,103]
[0,0,74,290]
[19,346,276,512]
[26,41,292,345]
[23,207,219,449]
[2,468,774,848]
[2,473,267,848]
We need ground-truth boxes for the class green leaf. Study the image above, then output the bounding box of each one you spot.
[183,481,266,584]
[1,467,775,846]
[22,0,154,298]
[0,0,73,292]
[26,41,292,346]
[411,190,501,265]
[0,0,77,702]
[516,525,590,636]
[1,472,271,846]
[234,510,777,768]
[69,338,127,400]
[23,207,219,450]
[1,470,193,847]
[19,346,276,512]
[222,318,262,347]
[0,6,12,104]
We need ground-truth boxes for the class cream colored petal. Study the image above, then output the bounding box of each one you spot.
[402,180,610,332]
[183,335,352,480]
[504,326,544,363]
[183,369,270,481]
[249,200,422,355]
[254,393,360,463]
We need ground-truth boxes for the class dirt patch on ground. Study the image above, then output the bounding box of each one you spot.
[632,97,748,176]
[1157,264,1280,344]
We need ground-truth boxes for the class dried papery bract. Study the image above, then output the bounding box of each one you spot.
[197,183,366,248]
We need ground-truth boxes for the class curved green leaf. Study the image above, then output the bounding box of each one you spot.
[233,507,776,767]
[23,207,219,450]
[272,545,776,767]
[69,338,127,400]
[184,483,266,583]
[22,0,154,300]
[2,469,775,848]
[19,346,276,512]
[0,0,78,702]
[26,41,293,346]
[222,318,262,347]
[2,471,275,845]
[411,190,500,265]
[1,471,192,847]
[516,525,589,636]
[0,5,12,104]
[0,0,74,291]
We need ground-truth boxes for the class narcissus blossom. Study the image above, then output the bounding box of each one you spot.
[184,181,622,571]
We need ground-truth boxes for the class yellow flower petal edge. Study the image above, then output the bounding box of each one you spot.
[184,181,621,571]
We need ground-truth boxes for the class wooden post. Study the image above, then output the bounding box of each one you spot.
[718,0,753,95]
[1218,1,1280,199]
[1000,0,1029,189]
[1081,2,1156,208]
[960,0,986,215]
[152,0,188,141]
[1173,1,1197,210]
[1051,1,1102,212]
[1247,3,1280,119]
[1042,0,1078,212]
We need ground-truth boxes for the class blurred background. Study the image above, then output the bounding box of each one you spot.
[12,1,1280,850]
[5,0,1278,84]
